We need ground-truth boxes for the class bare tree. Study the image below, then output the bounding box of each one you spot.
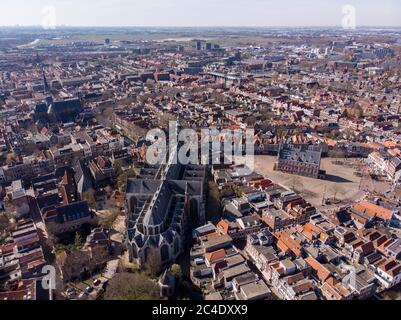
[290,177,304,193]
[0,213,10,240]
[145,247,163,276]
[82,188,97,209]
[332,185,345,202]
[104,272,160,300]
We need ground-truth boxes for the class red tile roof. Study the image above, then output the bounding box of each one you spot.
[305,256,331,282]
[205,249,226,265]
[352,201,393,221]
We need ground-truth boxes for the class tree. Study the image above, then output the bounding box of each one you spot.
[346,105,364,120]
[207,180,222,222]
[117,168,137,191]
[211,92,226,104]
[276,127,287,138]
[292,127,303,136]
[45,221,59,247]
[328,150,346,158]
[99,209,120,228]
[23,141,39,155]
[82,188,97,209]
[6,153,16,163]
[158,113,176,130]
[0,213,10,242]
[104,272,160,300]
[245,116,257,127]
[145,247,163,276]
[113,159,124,177]
[95,104,115,127]
[353,105,364,119]
[74,232,83,249]
[290,177,304,193]
[171,264,183,281]
[332,185,345,202]
[233,185,243,198]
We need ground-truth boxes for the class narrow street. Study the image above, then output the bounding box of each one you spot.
[233,240,281,300]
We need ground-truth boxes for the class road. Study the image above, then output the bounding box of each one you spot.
[103,259,119,280]
[233,240,281,300]
[316,190,367,212]
[28,195,66,297]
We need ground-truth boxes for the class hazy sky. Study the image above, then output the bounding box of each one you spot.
[0,0,400,27]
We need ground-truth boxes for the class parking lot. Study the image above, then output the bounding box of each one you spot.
[63,276,108,300]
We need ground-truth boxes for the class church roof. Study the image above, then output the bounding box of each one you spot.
[35,103,48,113]
[48,98,82,115]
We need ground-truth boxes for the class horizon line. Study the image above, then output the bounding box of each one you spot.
[1,25,401,29]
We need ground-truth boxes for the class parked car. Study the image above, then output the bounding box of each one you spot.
[78,292,86,299]
[85,286,94,294]
[193,258,205,266]
[93,279,102,287]
[66,288,76,299]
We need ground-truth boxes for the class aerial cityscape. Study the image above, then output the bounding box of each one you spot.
[1,0,401,305]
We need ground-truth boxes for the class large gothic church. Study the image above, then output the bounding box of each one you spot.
[125,158,206,271]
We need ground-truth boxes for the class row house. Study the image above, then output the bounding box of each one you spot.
[0,154,54,184]
[375,259,401,290]
[50,144,85,169]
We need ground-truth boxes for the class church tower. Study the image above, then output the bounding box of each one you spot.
[42,65,50,94]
